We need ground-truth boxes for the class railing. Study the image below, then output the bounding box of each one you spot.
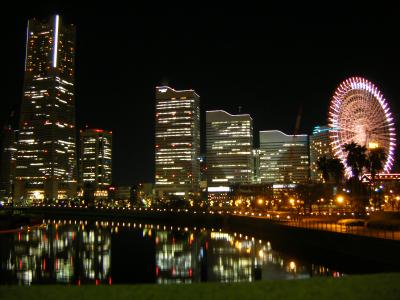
[283,219,400,241]
[3,205,400,241]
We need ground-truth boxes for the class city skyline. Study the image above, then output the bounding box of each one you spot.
[2,4,400,185]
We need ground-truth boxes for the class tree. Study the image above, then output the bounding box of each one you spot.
[367,147,386,183]
[343,142,368,179]
[367,147,387,209]
[316,156,330,183]
[294,183,326,214]
[327,158,345,186]
[342,142,368,213]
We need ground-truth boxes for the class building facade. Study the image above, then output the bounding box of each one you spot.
[206,110,253,200]
[259,130,309,184]
[0,125,17,202]
[154,86,200,200]
[309,125,332,183]
[14,15,77,203]
[79,129,112,201]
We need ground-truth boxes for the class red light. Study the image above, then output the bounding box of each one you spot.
[95,279,99,285]
[19,259,23,270]
[156,266,159,277]
[77,279,81,286]
[43,259,46,271]
[205,242,208,250]
[189,268,192,277]
[108,277,112,285]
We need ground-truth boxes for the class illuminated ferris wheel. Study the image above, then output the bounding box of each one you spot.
[329,77,396,177]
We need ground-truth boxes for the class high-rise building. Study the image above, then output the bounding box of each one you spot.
[259,130,309,184]
[154,86,200,200]
[310,125,332,182]
[252,149,261,183]
[0,125,17,202]
[206,110,253,198]
[14,15,76,203]
[79,129,112,201]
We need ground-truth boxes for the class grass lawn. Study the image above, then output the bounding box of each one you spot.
[1,273,400,300]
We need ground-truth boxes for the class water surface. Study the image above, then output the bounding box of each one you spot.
[0,219,342,285]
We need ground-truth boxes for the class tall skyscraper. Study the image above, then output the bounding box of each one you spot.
[0,125,17,202]
[206,110,253,199]
[259,130,309,184]
[15,15,77,203]
[79,129,112,200]
[154,86,200,200]
[310,125,332,182]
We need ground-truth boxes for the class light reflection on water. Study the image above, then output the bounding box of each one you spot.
[0,219,342,285]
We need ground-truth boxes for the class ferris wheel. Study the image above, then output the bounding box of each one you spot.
[329,77,396,177]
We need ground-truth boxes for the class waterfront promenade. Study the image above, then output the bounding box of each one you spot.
[5,205,400,241]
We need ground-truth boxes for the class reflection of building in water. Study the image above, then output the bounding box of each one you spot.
[205,232,340,282]
[79,228,111,283]
[206,232,254,282]
[1,222,111,285]
[155,230,199,284]
[0,221,342,285]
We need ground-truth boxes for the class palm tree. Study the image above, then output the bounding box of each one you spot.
[316,156,330,183]
[342,142,368,213]
[343,142,368,179]
[367,147,386,183]
[367,147,387,209]
[327,158,345,186]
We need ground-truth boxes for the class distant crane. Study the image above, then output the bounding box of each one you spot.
[284,104,303,185]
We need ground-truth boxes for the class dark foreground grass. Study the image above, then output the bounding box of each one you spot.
[1,273,400,300]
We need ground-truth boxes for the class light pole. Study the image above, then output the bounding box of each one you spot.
[336,195,344,214]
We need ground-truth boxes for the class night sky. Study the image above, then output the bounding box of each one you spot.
[2,2,399,185]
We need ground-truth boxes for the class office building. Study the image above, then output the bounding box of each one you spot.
[310,125,332,183]
[14,15,77,203]
[80,129,112,201]
[206,110,253,201]
[259,130,309,184]
[0,125,17,202]
[154,86,200,199]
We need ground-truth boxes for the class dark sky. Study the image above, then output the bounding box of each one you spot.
[2,2,399,185]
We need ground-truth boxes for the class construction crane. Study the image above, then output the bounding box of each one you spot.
[284,104,303,185]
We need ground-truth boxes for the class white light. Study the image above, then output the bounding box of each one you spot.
[173,192,185,196]
[208,187,230,192]
[53,15,59,68]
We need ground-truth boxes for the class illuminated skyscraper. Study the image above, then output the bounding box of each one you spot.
[79,129,112,200]
[0,124,17,202]
[206,110,253,199]
[155,86,200,199]
[259,130,309,184]
[14,15,76,203]
[310,125,332,182]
